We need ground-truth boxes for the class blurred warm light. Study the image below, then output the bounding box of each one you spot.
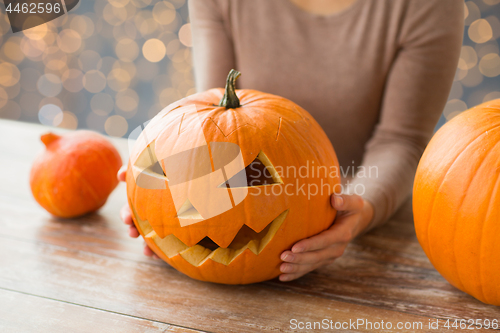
[70,16,95,39]
[39,96,64,111]
[114,61,137,80]
[38,104,63,126]
[479,53,500,77]
[136,58,159,81]
[22,16,46,34]
[83,70,107,93]
[103,4,128,26]
[475,40,499,58]
[62,69,84,92]
[143,38,166,62]
[483,0,500,5]
[0,63,21,87]
[448,82,464,100]
[107,68,131,91]
[131,0,153,9]
[61,93,86,114]
[58,111,79,129]
[91,93,114,116]
[23,23,48,41]
[109,0,130,8]
[179,23,192,47]
[159,87,182,107]
[166,39,180,57]
[153,1,176,25]
[461,66,484,87]
[105,115,128,137]
[443,99,468,120]
[116,38,140,62]
[486,16,500,40]
[57,29,83,53]
[37,74,62,97]
[20,68,41,92]
[1,101,21,120]
[464,2,481,26]
[152,74,170,95]
[468,19,493,43]
[78,50,102,72]
[483,91,500,101]
[0,88,8,109]
[459,46,478,69]
[116,89,139,112]
[137,15,159,36]
[2,37,25,63]
[5,83,20,99]
[20,38,45,59]
[19,92,43,118]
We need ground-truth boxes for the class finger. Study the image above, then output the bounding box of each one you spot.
[120,205,133,225]
[144,244,154,257]
[143,245,160,259]
[281,246,345,264]
[128,225,140,238]
[279,262,325,282]
[331,193,364,212]
[290,216,357,252]
[280,261,318,275]
[117,166,127,182]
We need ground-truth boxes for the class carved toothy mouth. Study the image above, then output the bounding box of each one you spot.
[132,207,288,266]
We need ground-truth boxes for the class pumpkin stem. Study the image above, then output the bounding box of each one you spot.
[41,132,60,148]
[219,69,241,109]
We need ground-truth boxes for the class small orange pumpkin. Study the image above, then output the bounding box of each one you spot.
[127,70,341,284]
[30,130,122,218]
[413,99,500,305]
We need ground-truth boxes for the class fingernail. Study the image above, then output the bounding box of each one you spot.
[281,253,294,261]
[335,196,344,208]
[292,246,304,253]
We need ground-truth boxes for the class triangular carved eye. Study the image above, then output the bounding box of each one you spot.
[134,142,167,178]
[219,151,282,188]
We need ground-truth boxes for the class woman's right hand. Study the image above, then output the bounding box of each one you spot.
[118,169,159,259]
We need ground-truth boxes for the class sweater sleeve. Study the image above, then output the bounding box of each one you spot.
[350,0,464,229]
[188,0,235,92]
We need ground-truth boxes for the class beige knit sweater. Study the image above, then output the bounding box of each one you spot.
[188,0,464,227]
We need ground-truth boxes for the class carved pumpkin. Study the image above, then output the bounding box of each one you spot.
[30,131,122,218]
[413,99,500,305]
[127,70,340,284]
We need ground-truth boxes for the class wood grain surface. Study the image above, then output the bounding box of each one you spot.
[0,119,499,332]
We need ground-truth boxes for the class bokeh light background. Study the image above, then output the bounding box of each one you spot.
[0,0,499,137]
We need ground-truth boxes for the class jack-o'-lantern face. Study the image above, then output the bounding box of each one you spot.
[127,71,340,284]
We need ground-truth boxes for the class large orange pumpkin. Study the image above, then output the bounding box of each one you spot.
[127,70,340,284]
[413,99,500,305]
[30,130,122,218]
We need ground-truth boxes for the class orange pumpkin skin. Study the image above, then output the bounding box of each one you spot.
[413,99,500,305]
[30,130,122,218]
[127,71,340,284]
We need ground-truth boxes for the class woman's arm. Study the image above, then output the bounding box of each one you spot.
[189,0,236,91]
[351,0,464,229]
[280,0,464,280]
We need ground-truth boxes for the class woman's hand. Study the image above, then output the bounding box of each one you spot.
[118,169,159,259]
[279,194,374,282]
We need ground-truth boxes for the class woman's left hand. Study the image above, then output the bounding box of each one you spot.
[279,194,374,282]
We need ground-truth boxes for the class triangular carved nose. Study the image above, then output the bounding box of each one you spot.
[176,198,203,219]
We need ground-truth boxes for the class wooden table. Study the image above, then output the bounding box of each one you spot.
[0,119,498,333]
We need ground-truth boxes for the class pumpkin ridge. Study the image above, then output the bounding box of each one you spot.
[425,123,500,267]
[476,141,500,304]
[445,135,500,292]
